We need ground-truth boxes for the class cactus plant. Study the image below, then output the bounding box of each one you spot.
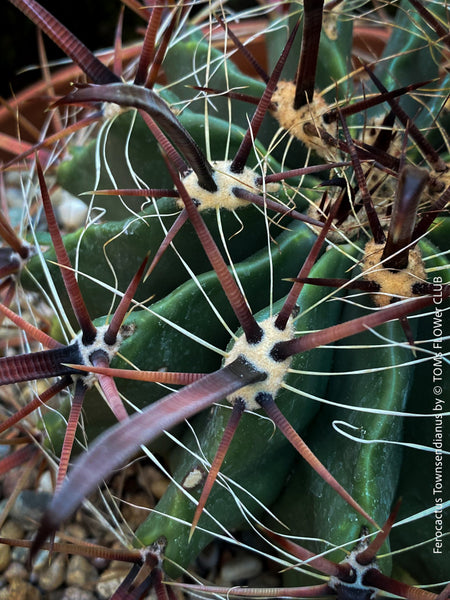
[0,0,449,598]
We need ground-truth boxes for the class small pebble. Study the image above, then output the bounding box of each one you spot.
[0,544,11,573]
[91,555,109,570]
[1,520,24,540]
[64,524,88,541]
[0,521,25,568]
[8,491,52,530]
[66,555,98,588]
[60,586,97,600]
[96,576,125,599]
[96,563,129,599]
[25,582,42,600]
[30,548,52,572]
[43,591,63,600]
[38,554,67,592]
[36,471,54,494]
[4,561,28,581]
[11,544,29,564]
[0,577,41,600]
[150,476,169,499]
[54,189,89,232]
[137,466,169,499]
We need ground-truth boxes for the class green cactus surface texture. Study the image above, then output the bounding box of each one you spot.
[0,1,449,599]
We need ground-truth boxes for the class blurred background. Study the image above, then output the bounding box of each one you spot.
[0,1,142,99]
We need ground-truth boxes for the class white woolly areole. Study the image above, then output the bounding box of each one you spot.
[271,82,335,158]
[363,240,427,307]
[140,536,166,568]
[180,160,279,211]
[224,316,295,411]
[329,549,379,600]
[74,324,124,388]
[182,467,205,490]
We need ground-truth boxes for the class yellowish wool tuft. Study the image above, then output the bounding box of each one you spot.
[363,240,427,307]
[224,316,295,411]
[180,160,279,211]
[271,82,335,158]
